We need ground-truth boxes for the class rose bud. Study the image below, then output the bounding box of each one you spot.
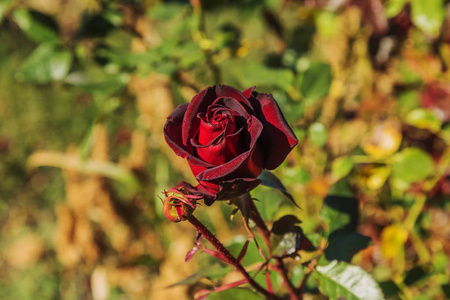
[162,182,203,222]
[164,85,298,205]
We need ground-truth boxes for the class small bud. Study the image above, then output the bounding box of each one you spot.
[163,192,195,222]
[161,182,203,222]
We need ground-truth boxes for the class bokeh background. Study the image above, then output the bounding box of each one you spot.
[0,0,449,299]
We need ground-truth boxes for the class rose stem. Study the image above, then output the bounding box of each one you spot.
[188,215,278,300]
[247,196,302,300]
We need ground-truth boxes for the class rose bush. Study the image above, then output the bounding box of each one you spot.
[164,85,298,204]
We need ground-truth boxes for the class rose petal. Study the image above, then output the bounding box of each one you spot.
[211,97,251,119]
[183,85,254,146]
[241,86,256,99]
[164,103,215,170]
[197,117,226,146]
[250,92,298,170]
[195,116,263,181]
[182,87,217,146]
[164,103,190,159]
[214,85,254,112]
[193,127,245,165]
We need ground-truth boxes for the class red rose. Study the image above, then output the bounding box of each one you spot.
[164,85,298,204]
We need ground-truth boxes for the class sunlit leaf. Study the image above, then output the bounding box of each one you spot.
[398,91,420,117]
[331,156,354,181]
[308,122,328,147]
[316,11,338,37]
[315,260,384,300]
[380,224,408,259]
[234,63,294,91]
[0,0,13,23]
[27,151,140,195]
[411,0,445,37]
[147,2,188,20]
[366,166,391,191]
[385,0,408,18]
[16,43,72,83]
[207,287,264,300]
[168,264,231,287]
[270,215,306,257]
[362,120,402,159]
[226,236,262,266]
[64,68,128,95]
[405,108,442,133]
[252,186,284,221]
[12,9,58,43]
[391,148,435,183]
[79,124,95,161]
[299,62,332,103]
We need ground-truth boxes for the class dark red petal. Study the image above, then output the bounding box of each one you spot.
[197,117,225,146]
[188,161,209,178]
[183,85,254,146]
[250,92,298,170]
[242,86,256,99]
[194,127,245,165]
[164,103,190,159]
[214,85,254,113]
[217,97,251,119]
[164,103,215,174]
[182,86,217,146]
[195,116,263,181]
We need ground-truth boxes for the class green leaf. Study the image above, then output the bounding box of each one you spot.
[168,264,230,287]
[398,91,420,117]
[226,236,263,266]
[315,261,384,300]
[325,233,371,262]
[385,0,408,18]
[391,148,435,183]
[12,9,58,43]
[234,63,294,91]
[316,11,338,37]
[411,0,445,37]
[207,287,264,300]
[79,124,95,161]
[16,43,72,83]
[147,2,188,20]
[308,122,328,147]
[379,280,400,298]
[252,186,284,221]
[328,178,354,197]
[299,62,332,103]
[258,170,297,207]
[27,151,140,196]
[270,215,305,257]
[320,195,359,236]
[0,0,13,23]
[405,108,442,133]
[64,67,128,96]
[331,156,354,180]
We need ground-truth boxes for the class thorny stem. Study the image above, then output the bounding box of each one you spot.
[188,215,278,300]
[247,196,302,300]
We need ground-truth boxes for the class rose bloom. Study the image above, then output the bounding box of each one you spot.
[164,85,298,205]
